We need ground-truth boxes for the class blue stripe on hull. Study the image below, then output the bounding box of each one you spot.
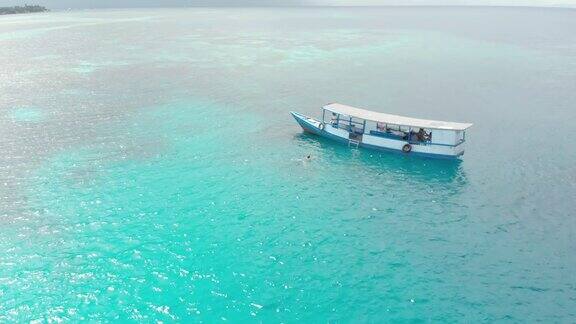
[290,111,458,159]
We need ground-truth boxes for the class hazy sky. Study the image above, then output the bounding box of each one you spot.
[1,0,575,8]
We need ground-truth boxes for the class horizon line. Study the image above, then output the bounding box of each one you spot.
[46,4,576,10]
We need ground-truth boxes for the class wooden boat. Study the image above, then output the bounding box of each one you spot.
[291,103,473,158]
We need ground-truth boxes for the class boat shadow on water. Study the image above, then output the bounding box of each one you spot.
[293,132,467,185]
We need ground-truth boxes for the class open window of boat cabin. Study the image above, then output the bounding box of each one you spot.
[326,112,365,132]
[368,121,411,137]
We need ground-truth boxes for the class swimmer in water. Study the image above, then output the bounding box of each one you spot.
[293,155,312,164]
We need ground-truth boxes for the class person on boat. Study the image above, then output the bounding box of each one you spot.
[417,128,427,142]
[330,113,338,126]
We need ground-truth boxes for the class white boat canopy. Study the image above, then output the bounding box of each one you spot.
[323,103,473,131]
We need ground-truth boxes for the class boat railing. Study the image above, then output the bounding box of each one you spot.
[411,139,466,148]
[369,130,404,141]
[332,122,364,134]
[369,129,466,148]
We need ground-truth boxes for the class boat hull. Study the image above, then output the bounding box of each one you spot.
[291,111,463,159]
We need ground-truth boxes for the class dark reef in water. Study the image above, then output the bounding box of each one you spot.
[0,5,48,15]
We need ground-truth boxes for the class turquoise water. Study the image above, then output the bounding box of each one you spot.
[1,7,575,322]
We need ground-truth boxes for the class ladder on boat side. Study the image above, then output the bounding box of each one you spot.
[348,139,360,148]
